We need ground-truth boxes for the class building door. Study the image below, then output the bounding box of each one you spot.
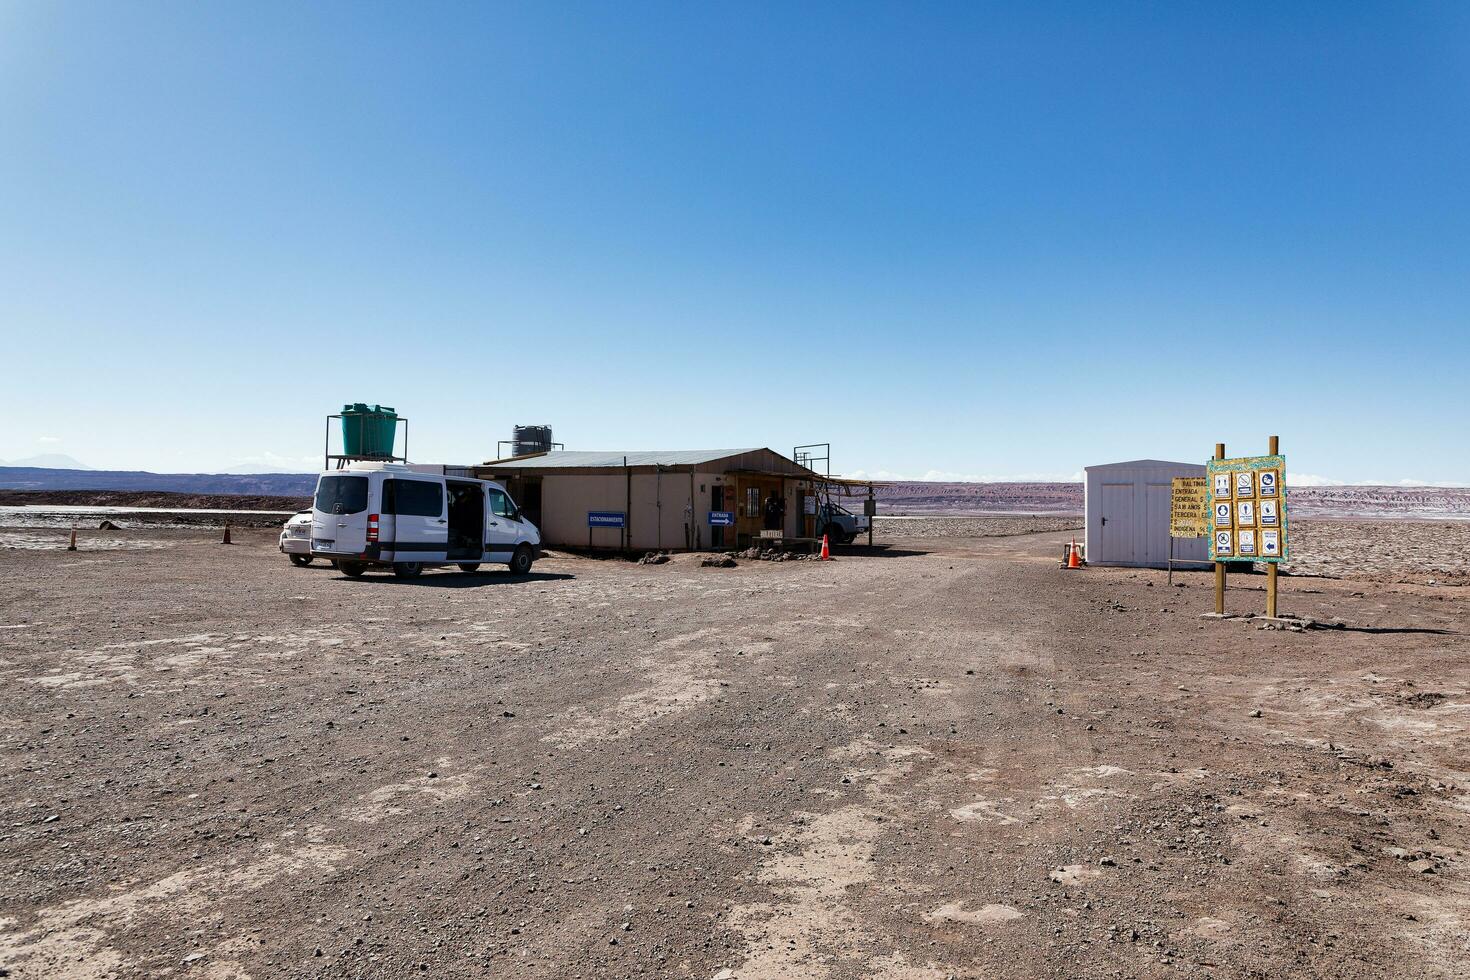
[1099,482,1134,564]
[513,476,543,531]
[735,478,783,545]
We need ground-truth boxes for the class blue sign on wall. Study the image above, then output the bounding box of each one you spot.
[588,511,626,528]
[708,511,735,526]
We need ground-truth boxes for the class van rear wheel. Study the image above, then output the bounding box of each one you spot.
[393,562,424,578]
[509,545,533,576]
[457,563,481,573]
[339,561,366,578]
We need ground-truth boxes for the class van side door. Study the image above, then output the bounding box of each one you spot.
[385,477,448,562]
[485,487,521,557]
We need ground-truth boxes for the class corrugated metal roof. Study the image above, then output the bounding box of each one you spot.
[482,449,766,469]
[1084,459,1204,472]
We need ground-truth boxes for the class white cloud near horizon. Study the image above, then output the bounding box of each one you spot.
[36,435,61,444]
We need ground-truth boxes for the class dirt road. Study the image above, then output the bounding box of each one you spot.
[2,526,1468,978]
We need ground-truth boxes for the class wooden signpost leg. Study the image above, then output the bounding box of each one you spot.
[1214,442,1226,615]
[1266,434,1279,618]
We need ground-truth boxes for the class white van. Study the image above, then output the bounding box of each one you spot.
[309,462,541,578]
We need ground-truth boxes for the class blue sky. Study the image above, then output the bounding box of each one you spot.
[2,2,1467,483]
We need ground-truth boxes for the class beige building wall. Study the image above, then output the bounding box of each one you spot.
[539,471,720,551]
[540,474,626,549]
[524,469,812,552]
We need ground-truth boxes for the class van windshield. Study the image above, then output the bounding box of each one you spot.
[315,475,368,515]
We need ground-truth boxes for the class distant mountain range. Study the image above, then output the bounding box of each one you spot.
[866,481,1470,520]
[0,454,93,470]
[3,468,1466,520]
[0,466,317,497]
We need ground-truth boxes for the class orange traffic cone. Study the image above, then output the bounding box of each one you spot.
[820,534,831,560]
[67,528,77,551]
[222,522,232,545]
[1066,538,1081,569]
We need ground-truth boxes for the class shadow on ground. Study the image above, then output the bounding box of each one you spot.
[338,570,575,586]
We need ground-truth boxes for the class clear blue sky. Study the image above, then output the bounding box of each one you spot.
[2,2,1466,484]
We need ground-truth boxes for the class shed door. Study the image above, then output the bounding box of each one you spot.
[1144,482,1172,566]
[1099,483,1134,563]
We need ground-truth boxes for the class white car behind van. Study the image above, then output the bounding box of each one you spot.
[279,510,315,566]
[309,463,541,578]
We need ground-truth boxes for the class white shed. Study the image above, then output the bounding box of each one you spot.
[1084,459,1209,569]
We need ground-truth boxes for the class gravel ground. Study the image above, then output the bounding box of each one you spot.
[1286,520,1470,586]
[877,516,1470,586]
[2,526,1469,979]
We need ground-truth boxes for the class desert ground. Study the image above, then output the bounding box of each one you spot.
[2,519,1468,979]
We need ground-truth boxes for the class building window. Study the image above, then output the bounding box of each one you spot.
[746,487,760,517]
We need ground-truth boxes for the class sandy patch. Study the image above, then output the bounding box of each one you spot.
[724,806,889,976]
[1048,864,1100,886]
[340,764,479,824]
[1189,916,1234,939]
[0,832,346,979]
[545,628,724,748]
[949,797,1022,826]
[923,901,1024,926]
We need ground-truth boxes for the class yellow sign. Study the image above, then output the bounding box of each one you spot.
[1170,477,1208,538]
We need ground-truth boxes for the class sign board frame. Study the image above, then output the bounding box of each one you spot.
[1206,454,1288,564]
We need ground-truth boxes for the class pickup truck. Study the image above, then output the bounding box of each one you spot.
[818,501,870,545]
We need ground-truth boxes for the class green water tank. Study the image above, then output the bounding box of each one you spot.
[341,403,398,458]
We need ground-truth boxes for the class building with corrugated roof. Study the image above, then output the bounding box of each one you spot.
[475,448,823,552]
[1084,459,1209,568]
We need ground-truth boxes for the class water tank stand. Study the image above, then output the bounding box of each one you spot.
[324,414,410,470]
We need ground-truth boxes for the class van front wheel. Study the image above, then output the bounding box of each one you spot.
[393,562,424,579]
[509,545,534,576]
[457,563,481,573]
[339,561,366,578]
[289,554,313,567]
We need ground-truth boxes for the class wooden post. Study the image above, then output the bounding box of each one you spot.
[867,483,874,547]
[1214,442,1226,614]
[1266,434,1279,618]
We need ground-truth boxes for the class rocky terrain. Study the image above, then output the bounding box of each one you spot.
[857,481,1082,514]
[864,482,1470,520]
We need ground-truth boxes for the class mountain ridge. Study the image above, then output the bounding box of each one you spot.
[0,466,318,497]
[858,480,1470,520]
[1,453,92,470]
[3,468,1467,519]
